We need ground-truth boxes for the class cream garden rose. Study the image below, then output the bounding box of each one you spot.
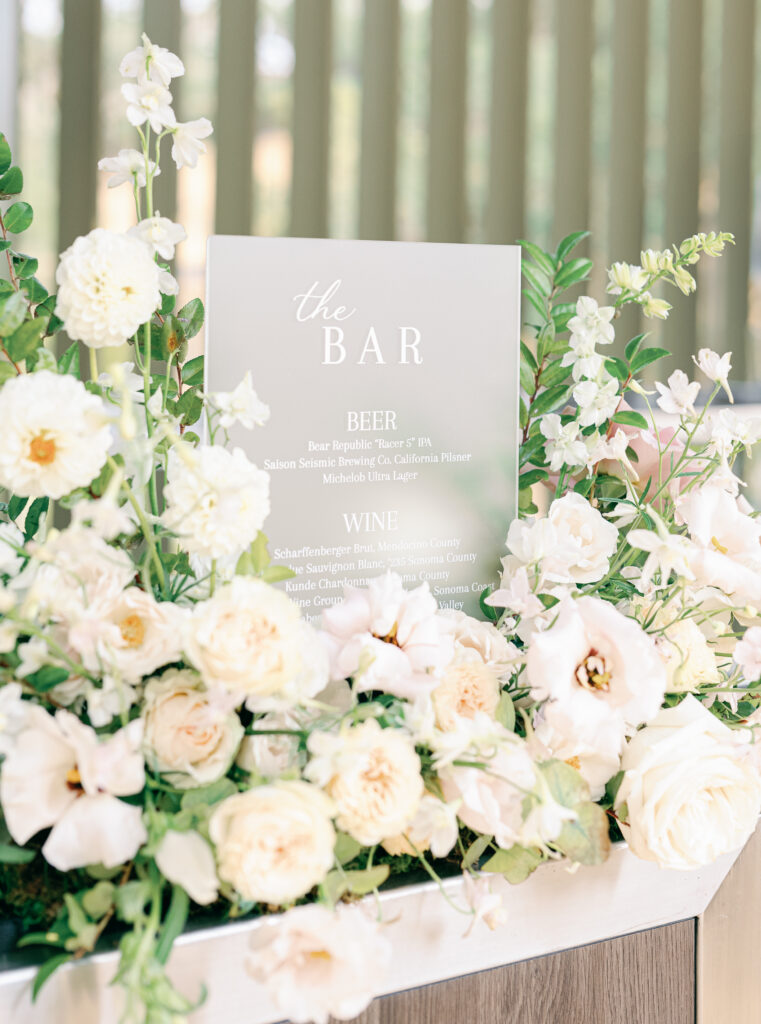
[615,696,761,870]
[305,719,423,846]
[142,669,244,788]
[209,780,335,905]
[431,652,502,731]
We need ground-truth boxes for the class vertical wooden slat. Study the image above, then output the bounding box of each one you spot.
[664,0,703,368]
[358,0,400,240]
[427,0,468,242]
[552,0,593,246]
[608,0,648,262]
[718,0,755,380]
[487,0,530,244]
[291,0,332,238]
[0,0,18,154]
[214,0,257,235]
[58,0,101,254]
[144,0,181,224]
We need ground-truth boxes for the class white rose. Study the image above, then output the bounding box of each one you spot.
[615,695,761,870]
[185,577,328,706]
[249,903,392,1024]
[142,669,244,788]
[209,780,335,904]
[655,617,720,692]
[438,608,518,672]
[431,652,501,731]
[526,596,666,732]
[305,719,423,846]
[542,492,619,584]
[236,712,301,778]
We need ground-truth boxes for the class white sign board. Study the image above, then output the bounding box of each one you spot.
[206,237,520,620]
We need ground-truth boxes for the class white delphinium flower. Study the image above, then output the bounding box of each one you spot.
[208,371,271,431]
[56,228,161,348]
[627,515,696,591]
[641,248,673,274]
[209,781,335,904]
[735,627,761,682]
[567,296,615,344]
[485,565,545,620]
[615,696,761,870]
[561,331,605,382]
[381,793,460,858]
[573,377,619,428]
[639,293,672,319]
[526,596,667,732]
[0,683,27,756]
[0,522,24,576]
[185,577,328,708]
[655,369,701,417]
[249,903,392,1024]
[305,718,424,846]
[540,414,589,473]
[154,829,218,906]
[71,493,135,541]
[171,118,213,169]
[0,708,146,870]
[129,214,186,260]
[320,572,454,700]
[0,372,112,499]
[672,264,697,295]
[542,492,619,584]
[98,148,159,189]
[607,261,648,295]
[121,80,176,133]
[586,427,638,480]
[694,348,733,403]
[162,444,270,560]
[119,33,185,87]
[462,873,507,935]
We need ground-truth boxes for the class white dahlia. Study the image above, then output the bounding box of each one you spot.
[0,371,113,499]
[162,445,270,560]
[55,228,161,348]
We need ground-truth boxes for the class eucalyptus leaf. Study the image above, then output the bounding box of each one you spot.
[553,803,611,866]
[460,833,492,871]
[334,832,362,865]
[32,954,73,1002]
[539,758,590,808]
[482,844,543,884]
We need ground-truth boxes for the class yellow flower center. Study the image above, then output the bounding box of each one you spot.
[119,613,146,649]
[575,650,611,692]
[66,767,83,790]
[565,756,582,771]
[28,433,57,466]
[711,535,729,554]
[307,950,332,961]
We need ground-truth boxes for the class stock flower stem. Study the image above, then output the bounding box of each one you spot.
[108,454,167,595]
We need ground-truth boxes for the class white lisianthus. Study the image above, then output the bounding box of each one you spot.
[162,445,270,560]
[120,33,184,87]
[431,652,501,731]
[573,377,619,428]
[0,707,146,870]
[208,371,271,431]
[142,669,244,788]
[236,712,301,778]
[526,596,667,732]
[249,903,392,1024]
[129,215,186,260]
[734,626,761,682]
[694,348,733,403]
[0,371,113,499]
[655,617,720,693]
[154,829,219,906]
[209,780,335,904]
[171,118,213,169]
[98,148,159,189]
[305,719,423,846]
[539,415,589,472]
[615,695,761,870]
[543,492,619,584]
[381,793,460,858]
[320,572,454,700]
[185,577,328,706]
[655,369,701,417]
[121,80,175,132]
[56,228,161,348]
[0,522,24,576]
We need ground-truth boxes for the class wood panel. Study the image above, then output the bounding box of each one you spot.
[347,920,695,1023]
[144,0,181,224]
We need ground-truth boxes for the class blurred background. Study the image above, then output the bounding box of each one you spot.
[2,0,761,379]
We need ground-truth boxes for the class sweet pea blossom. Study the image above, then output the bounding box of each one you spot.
[98,148,159,189]
[573,377,619,428]
[694,348,733,403]
[129,214,186,260]
[121,80,176,133]
[627,514,696,591]
[735,627,761,682]
[171,118,213,169]
[655,369,701,417]
[208,371,271,430]
[539,415,589,472]
[120,33,185,87]
[567,296,615,344]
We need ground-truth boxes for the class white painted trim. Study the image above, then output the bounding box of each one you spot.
[0,842,741,1023]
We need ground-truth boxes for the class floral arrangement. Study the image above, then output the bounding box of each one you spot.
[2,35,761,1024]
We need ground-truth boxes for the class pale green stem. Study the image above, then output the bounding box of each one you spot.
[89,346,98,384]
[108,455,166,595]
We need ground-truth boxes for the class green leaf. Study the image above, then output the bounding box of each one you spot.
[159,315,186,361]
[519,240,557,279]
[25,665,69,692]
[612,409,649,430]
[0,133,11,175]
[334,832,362,865]
[182,354,204,387]
[624,333,648,362]
[522,287,547,322]
[0,165,23,197]
[58,341,81,377]
[63,893,89,937]
[529,383,571,419]
[630,346,670,375]
[520,339,538,372]
[179,777,237,810]
[522,262,552,297]
[539,759,590,808]
[4,201,33,233]
[345,864,390,895]
[603,770,624,808]
[174,388,203,426]
[554,257,593,290]
[177,298,205,339]
[20,276,48,302]
[0,361,16,385]
[5,317,47,362]
[553,803,611,866]
[495,691,515,731]
[518,397,528,430]
[519,468,548,489]
[479,585,498,623]
[519,433,546,468]
[460,833,492,870]
[0,842,36,863]
[538,359,570,389]
[32,953,73,1002]
[483,844,543,884]
[555,230,590,262]
[519,360,535,395]
[23,496,49,541]
[114,880,151,924]
[0,290,27,335]
[251,530,270,573]
[82,881,115,918]
[603,356,630,382]
[7,495,28,520]
[261,564,296,583]
[155,884,190,965]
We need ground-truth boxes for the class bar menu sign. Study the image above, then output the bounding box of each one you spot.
[205,237,520,621]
